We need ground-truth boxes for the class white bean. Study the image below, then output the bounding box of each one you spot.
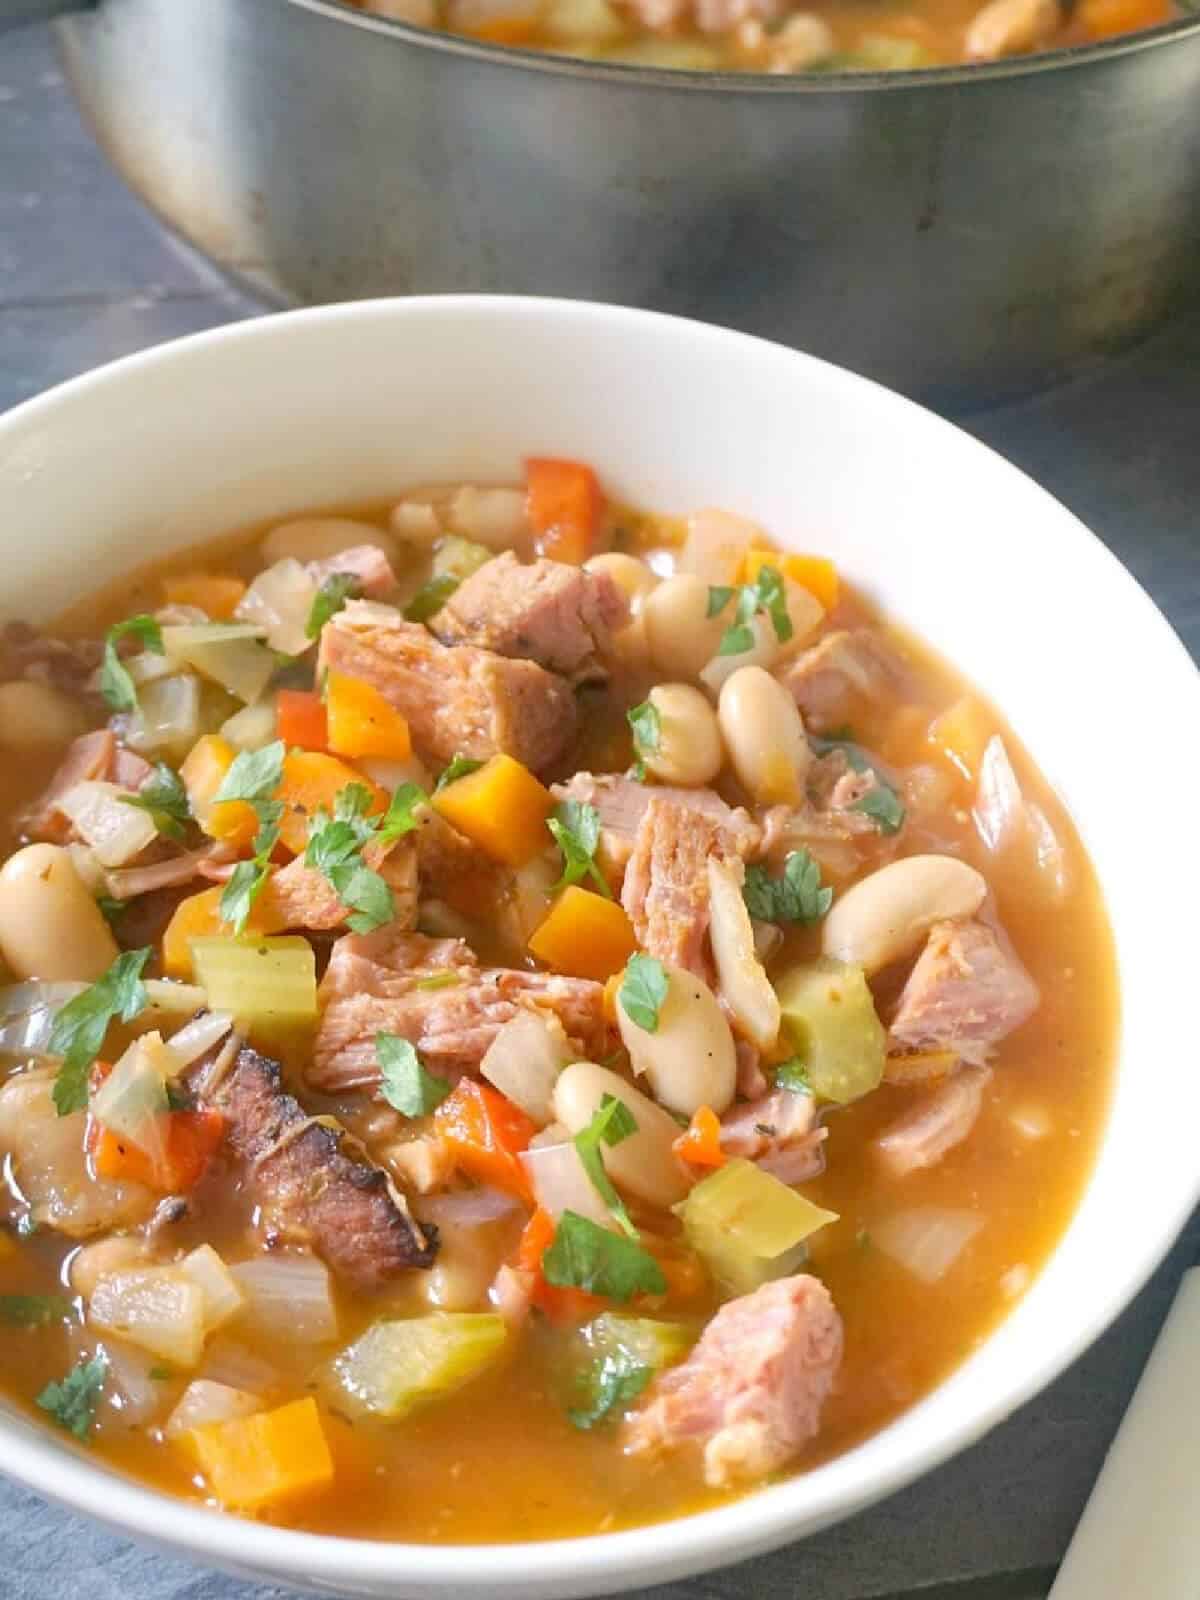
[260,517,397,567]
[553,1062,689,1208]
[0,844,119,982]
[642,684,723,787]
[643,573,727,679]
[584,554,659,668]
[718,664,812,806]
[446,486,528,550]
[616,965,736,1119]
[0,682,87,750]
[822,854,988,974]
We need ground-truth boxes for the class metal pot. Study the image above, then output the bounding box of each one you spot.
[7,0,1200,406]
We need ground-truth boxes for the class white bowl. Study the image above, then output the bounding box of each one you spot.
[0,297,1197,1599]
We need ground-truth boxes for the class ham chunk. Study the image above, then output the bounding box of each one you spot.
[876,1065,991,1178]
[778,629,907,734]
[306,543,397,598]
[720,1089,827,1185]
[21,729,116,843]
[430,551,628,680]
[318,601,576,773]
[888,919,1039,1066]
[312,928,609,1091]
[552,772,760,875]
[266,839,418,932]
[626,1275,842,1488]
[621,795,732,978]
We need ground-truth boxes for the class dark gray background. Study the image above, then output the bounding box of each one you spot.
[1,18,1198,1599]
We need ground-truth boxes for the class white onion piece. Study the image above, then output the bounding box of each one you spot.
[699,612,782,695]
[1027,800,1071,903]
[120,674,201,759]
[357,754,433,793]
[142,981,210,1024]
[973,735,1024,853]
[447,486,527,550]
[66,843,109,895]
[872,1207,984,1285]
[95,1336,165,1425]
[480,1010,569,1125]
[220,697,278,752]
[390,499,442,543]
[231,1254,338,1343]
[678,508,762,586]
[418,1187,521,1228]
[90,1038,169,1143]
[199,1336,279,1394]
[57,781,158,868]
[520,1141,613,1228]
[161,626,275,706]
[164,1009,233,1067]
[180,1246,245,1334]
[706,857,780,1050]
[89,1266,207,1366]
[165,1379,263,1439]
[0,981,84,1056]
[235,557,318,656]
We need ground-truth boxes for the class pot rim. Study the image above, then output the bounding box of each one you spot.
[287,0,1200,89]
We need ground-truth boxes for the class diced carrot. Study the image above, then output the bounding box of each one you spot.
[527,887,637,982]
[1078,0,1168,35]
[927,694,994,783]
[638,1235,709,1307]
[163,574,246,621]
[602,973,622,1024]
[525,457,603,565]
[672,1105,726,1169]
[183,1396,334,1511]
[87,1107,226,1193]
[180,735,259,850]
[431,753,552,868]
[517,1206,557,1273]
[516,1210,604,1324]
[741,548,839,612]
[276,689,328,753]
[434,1080,536,1203]
[161,885,287,979]
[325,671,412,762]
[276,750,386,856]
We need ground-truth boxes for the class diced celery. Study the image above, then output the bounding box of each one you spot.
[190,937,317,1025]
[220,699,278,752]
[432,535,493,583]
[836,33,936,69]
[328,1313,507,1421]
[568,1313,695,1429]
[162,626,276,706]
[122,674,201,760]
[675,1158,838,1296]
[775,956,886,1105]
[583,1313,694,1370]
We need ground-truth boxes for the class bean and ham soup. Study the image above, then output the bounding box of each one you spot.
[354,0,1172,71]
[0,461,1114,1540]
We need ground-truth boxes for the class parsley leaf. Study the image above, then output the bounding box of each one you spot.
[543,1212,667,1302]
[742,848,832,926]
[95,896,126,926]
[120,761,190,842]
[213,740,285,807]
[306,573,360,640]
[376,782,427,844]
[626,700,661,769]
[47,948,151,1115]
[854,783,906,835]
[774,1057,813,1095]
[547,799,611,900]
[333,863,396,935]
[219,806,281,935]
[377,1032,451,1117]
[404,573,460,624]
[716,564,793,657]
[716,623,756,657]
[574,1094,639,1238]
[434,755,484,793]
[568,1347,653,1430]
[0,1294,73,1327]
[100,616,164,714]
[617,953,669,1034]
[706,585,735,619]
[37,1352,107,1440]
[304,782,400,934]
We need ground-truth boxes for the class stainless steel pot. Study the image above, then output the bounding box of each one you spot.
[7,0,1200,406]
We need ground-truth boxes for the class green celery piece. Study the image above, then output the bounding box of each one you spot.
[775,956,886,1104]
[328,1313,507,1420]
[675,1158,838,1296]
[190,936,317,1025]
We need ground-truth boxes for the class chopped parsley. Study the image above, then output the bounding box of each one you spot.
[774,1058,813,1096]
[568,1346,654,1430]
[95,896,126,926]
[213,741,286,934]
[99,615,164,714]
[0,1294,74,1327]
[618,954,669,1034]
[376,1033,450,1117]
[213,740,286,809]
[36,1352,107,1440]
[434,755,484,793]
[404,573,460,624]
[547,800,611,900]
[573,1095,639,1239]
[742,848,832,926]
[47,947,151,1116]
[810,734,906,836]
[715,564,792,657]
[706,585,735,618]
[304,780,427,935]
[542,1212,666,1302]
[120,761,191,842]
[306,573,360,640]
[626,699,660,783]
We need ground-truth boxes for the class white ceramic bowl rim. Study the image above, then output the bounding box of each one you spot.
[1,296,1198,1598]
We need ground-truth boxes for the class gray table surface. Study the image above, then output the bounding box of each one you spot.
[1,18,1198,1600]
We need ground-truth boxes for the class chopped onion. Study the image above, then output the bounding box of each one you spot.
[57,780,158,868]
[973,735,1024,853]
[142,980,210,1023]
[220,698,278,752]
[121,673,201,760]
[89,1266,208,1366]
[66,843,110,895]
[95,1335,165,1425]
[872,1206,984,1285]
[706,857,780,1050]
[700,612,781,694]
[180,1244,245,1334]
[357,753,433,793]
[446,486,527,550]
[480,1010,569,1124]
[199,1336,279,1394]
[679,508,763,586]
[419,1187,521,1228]
[0,981,85,1056]
[165,1378,263,1439]
[90,1037,170,1143]
[161,625,275,706]
[163,1009,233,1068]
[1027,800,1070,904]
[230,1253,338,1344]
[520,1141,613,1228]
[235,558,317,656]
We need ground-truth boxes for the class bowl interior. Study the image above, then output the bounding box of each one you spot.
[0,296,1198,1599]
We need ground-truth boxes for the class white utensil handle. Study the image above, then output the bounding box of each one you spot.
[1049,1266,1200,1600]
